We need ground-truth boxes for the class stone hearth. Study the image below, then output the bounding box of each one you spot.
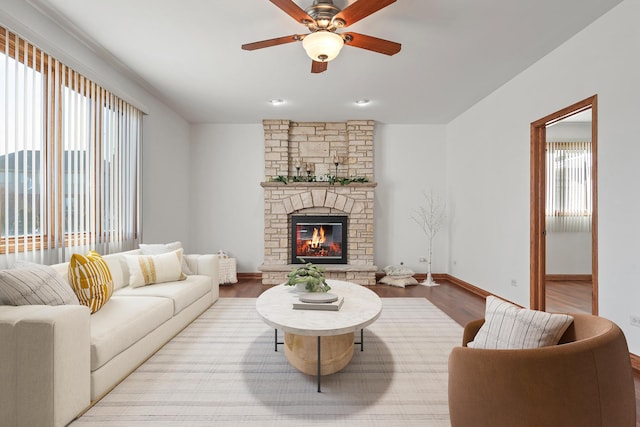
[259,120,377,285]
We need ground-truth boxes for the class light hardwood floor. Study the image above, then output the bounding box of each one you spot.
[221,276,639,425]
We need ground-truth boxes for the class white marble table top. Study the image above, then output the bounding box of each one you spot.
[256,279,382,336]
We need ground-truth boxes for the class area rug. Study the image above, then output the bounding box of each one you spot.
[72,298,463,427]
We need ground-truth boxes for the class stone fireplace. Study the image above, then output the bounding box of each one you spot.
[259,119,377,285]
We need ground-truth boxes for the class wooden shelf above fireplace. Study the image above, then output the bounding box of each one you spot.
[261,182,377,188]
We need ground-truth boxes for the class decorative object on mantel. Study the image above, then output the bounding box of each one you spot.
[286,261,331,292]
[379,264,418,288]
[333,153,341,177]
[305,162,315,179]
[270,174,369,185]
[294,158,302,178]
[411,190,447,286]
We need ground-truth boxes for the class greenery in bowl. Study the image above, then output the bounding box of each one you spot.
[286,262,331,293]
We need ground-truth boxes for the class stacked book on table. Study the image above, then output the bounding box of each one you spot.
[293,293,344,311]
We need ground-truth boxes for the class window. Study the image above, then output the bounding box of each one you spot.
[0,27,141,262]
[545,141,592,232]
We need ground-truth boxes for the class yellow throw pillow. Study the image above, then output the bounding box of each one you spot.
[69,250,114,314]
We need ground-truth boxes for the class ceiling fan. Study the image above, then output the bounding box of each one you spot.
[241,0,401,73]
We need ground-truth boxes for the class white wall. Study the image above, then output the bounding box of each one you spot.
[189,123,448,276]
[374,124,447,274]
[0,0,191,249]
[189,124,264,272]
[141,107,191,246]
[446,0,640,354]
[546,232,592,274]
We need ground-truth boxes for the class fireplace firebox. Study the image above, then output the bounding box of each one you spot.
[291,215,347,264]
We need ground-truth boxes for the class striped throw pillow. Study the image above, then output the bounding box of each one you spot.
[69,250,114,314]
[124,248,186,288]
[0,262,79,306]
[468,295,574,349]
[139,241,193,275]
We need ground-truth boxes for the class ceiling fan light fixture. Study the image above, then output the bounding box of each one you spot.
[302,31,344,62]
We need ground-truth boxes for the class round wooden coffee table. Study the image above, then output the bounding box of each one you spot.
[256,279,382,391]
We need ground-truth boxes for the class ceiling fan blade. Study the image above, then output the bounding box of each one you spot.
[343,32,401,55]
[334,0,397,27]
[270,0,315,24]
[241,35,300,51]
[311,60,328,73]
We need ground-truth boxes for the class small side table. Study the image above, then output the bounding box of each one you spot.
[218,257,237,284]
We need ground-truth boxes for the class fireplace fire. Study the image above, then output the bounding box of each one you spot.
[291,215,348,264]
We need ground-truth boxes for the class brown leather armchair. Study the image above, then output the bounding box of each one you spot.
[448,313,636,427]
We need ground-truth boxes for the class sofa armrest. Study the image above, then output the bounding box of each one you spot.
[184,254,220,301]
[0,305,91,427]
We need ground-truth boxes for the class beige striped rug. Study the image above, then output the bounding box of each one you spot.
[72,297,463,427]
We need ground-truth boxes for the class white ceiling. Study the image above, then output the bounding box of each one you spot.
[31,0,622,124]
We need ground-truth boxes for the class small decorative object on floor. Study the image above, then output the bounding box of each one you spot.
[411,190,447,286]
[216,250,237,284]
[285,261,331,293]
[379,264,418,288]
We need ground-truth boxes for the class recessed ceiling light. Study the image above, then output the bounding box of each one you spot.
[269,99,285,106]
[354,99,370,106]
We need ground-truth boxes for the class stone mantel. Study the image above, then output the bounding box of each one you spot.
[260,182,377,188]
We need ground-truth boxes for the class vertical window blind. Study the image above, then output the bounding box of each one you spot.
[545,141,592,233]
[0,27,141,264]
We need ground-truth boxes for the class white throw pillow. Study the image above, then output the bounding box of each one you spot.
[139,241,193,275]
[124,249,186,288]
[379,275,418,287]
[468,295,573,349]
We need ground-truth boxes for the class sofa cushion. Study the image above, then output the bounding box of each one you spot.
[124,249,186,288]
[468,295,574,349]
[114,274,211,315]
[68,251,114,314]
[139,241,193,275]
[89,295,173,371]
[0,262,79,306]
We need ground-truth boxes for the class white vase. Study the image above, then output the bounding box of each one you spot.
[295,283,308,292]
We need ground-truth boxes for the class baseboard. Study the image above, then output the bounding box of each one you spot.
[545,274,592,282]
[237,272,262,280]
[442,274,491,299]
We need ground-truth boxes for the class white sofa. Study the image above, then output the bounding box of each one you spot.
[0,249,219,427]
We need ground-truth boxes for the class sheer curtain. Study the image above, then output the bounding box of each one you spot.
[0,27,141,266]
[545,141,592,233]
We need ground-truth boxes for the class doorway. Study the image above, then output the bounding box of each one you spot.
[530,95,598,314]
